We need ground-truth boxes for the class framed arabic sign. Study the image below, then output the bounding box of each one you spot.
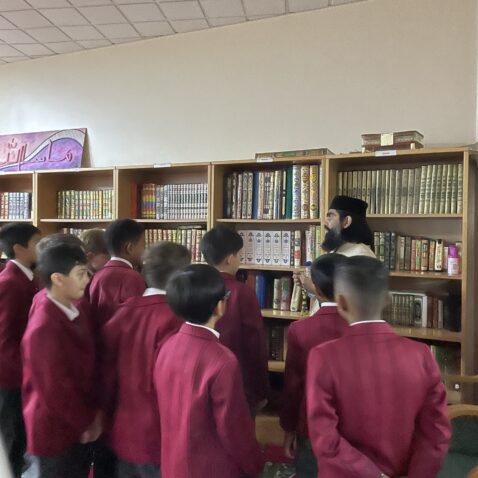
[0,128,86,172]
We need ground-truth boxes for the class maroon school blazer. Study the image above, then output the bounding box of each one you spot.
[306,322,451,478]
[86,259,145,329]
[0,261,38,389]
[101,293,182,464]
[280,305,348,437]
[22,293,97,456]
[215,272,269,408]
[154,323,265,478]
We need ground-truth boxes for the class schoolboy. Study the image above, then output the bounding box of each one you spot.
[280,253,348,478]
[101,242,190,478]
[79,228,110,276]
[0,223,41,477]
[154,264,265,478]
[200,225,268,412]
[306,256,451,478]
[22,243,102,478]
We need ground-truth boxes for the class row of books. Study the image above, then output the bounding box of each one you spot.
[224,165,321,220]
[239,271,311,314]
[337,163,463,215]
[238,226,321,268]
[141,183,208,220]
[144,227,205,264]
[382,291,460,331]
[265,325,288,362]
[374,231,461,273]
[57,189,113,220]
[0,192,31,220]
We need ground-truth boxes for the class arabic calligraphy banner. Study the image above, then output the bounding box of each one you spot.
[0,128,86,172]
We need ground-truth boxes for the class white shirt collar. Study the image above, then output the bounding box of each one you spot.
[111,256,133,269]
[47,294,80,321]
[11,260,34,281]
[350,320,386,327]
[320,302,337,308]
[143,287,166,296]
[186,322,220,339]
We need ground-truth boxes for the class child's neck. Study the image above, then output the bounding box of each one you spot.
[350,314,382,324]
[48,288,74,309]
[13,257,31,269]
[216,264,236,276]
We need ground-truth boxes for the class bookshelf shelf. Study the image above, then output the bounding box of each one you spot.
[389,271,461,280]
[268,361,285,373]
[368,214,462,219]
[239,264,306,272]
[0,218,32,223]
[392,327,462,343]
[136,219,207,224]
[39,219,113,223]
[262,309,306,320]
[216,219,321,224]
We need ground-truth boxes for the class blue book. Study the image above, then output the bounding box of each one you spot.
[252,171,259,219]
[255,273,267,309]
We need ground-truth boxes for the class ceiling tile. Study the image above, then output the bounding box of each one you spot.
[2,56,28,62]
[170,18,208,33]
[208,16,245,27]
[289,0,328,12]
[77,38,111,47]
[0,0,31,11]
[0,44,23,56]
[133,20,173,36]
[69,0,112,5]
[96,22,139,38]
[113,0,154,3]
[79,5,127,24]
[11,43,53,55]
[3,10,52,28]
[26,0,71,7]
[0,17,16,29]
[199,0,243,18]
[39,8,90,25]
[61,25,104,39]
[45,41,83,53]
[27,26,70,41]
[119,3,164,22]
[0,29,35,43]
[243,0,285,16]
[160,1,204,20]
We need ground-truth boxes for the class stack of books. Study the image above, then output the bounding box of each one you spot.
[224,165,321,220]
[382,291,460,331]
[337,163,463,215]
[57,189,113,220]
[237,226,321,268]
[361,131,424,153]
[374,231,461,273]
[144,227,205,263]
[141,183,208,220]
[0,192,31,220]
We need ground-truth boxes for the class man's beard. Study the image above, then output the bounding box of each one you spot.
[322,226,345,253]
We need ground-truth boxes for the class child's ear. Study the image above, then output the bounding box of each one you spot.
[335,293,351,322]
[125,242,134,256]
[214,299,226,318]
[50,272,64,288]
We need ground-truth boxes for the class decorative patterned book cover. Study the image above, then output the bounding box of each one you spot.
[291,165,301,220]
[309,164,319,219]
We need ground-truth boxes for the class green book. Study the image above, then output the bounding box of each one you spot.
[285,166,293,219]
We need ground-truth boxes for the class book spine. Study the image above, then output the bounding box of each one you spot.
[411,239,417,272]
[338,171,343,195]
[309,165,319,219]
[237,173,243,219]
[290,283,302,313]
[300,166,310,219]
[292,166,301,220]
[404,236,412,271]
[281,231,291,267]
[238,230,246,263]
[398,236,405,271]
[257,172,264,220]
[451,164,458,214]
[457,163,463,214]
[271,231,282,266]
[390,232,397,271]
[263,231,272,266]
[416,239,422,271]
[245,231,254,264]
[384,232,391,270]
[419,165,427,214]
[429,240,436,272]
[273,279,281,310]
[407,168,414,214]
[434,240,444,272]
[384,170,390,214]
[400,169,408,214]
[379,232,385,263]
[253,230,264,265]
[434,164,443,214]
[421,239,429,272]
[389,169,396,215]
[444,164,452,214]
[280,277,292,311]
[281,169,287,219]
[293,230,302,267]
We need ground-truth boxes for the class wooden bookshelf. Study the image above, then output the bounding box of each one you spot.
[261,309,308,320]
[0,171,34,223]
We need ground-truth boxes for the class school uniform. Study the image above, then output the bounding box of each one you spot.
[306,321,451,478]
[280,303,348,477]
[154,323,265,478]
[22,292,97,478]
[86,257,146,329]
[101,287,182,478]
[0,261,38,477]
[216,272,268,410]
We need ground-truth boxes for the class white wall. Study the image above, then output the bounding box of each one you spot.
[0,0,476,167]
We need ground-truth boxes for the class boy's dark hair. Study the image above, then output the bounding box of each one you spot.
[80,229,108,255]
[37,243,87,288]
[166,264,226,324]
[337,210,374,249]
[0,223,41,259]
[200,225,243,266]
[335,256,389,318]
[310,253,348,301]
[105,219,144,256]
[143,241,191,290]
[36,233,84,255]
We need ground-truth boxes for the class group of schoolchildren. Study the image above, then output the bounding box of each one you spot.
[0,218,452,478]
